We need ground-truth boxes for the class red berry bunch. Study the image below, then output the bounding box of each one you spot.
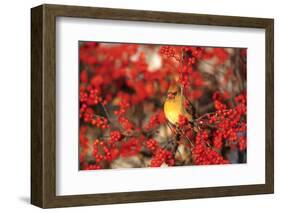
[151,148,175,167]
[182,47,203,66]
[192,131,229,165]
[214,100,227,110]
[110,130,122,143]
[81,107,94,123]
[92,139,115,164]
[213,130,223,149]
[118,116,134,132]
[146,139,159,152]
[79,87,102,106]
[145,110,166,131]
[114,99,130,116]
[178,114,188,127]
[87,89,102,106]
[238,136,246,151]
[159,46,179,60]
[91,116,109,129]
[120,138,141,157]
[196,91,247,154]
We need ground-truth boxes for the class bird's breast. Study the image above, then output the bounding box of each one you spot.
[164,101,182,124]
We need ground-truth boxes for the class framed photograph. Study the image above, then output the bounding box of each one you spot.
[31,4,274,208]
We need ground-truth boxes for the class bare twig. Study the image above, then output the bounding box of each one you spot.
[233,49,243,92]
[100,103,115,126]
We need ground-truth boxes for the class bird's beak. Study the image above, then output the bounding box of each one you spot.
[167,91,177,99]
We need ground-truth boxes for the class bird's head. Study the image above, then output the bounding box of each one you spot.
[166,83,180,100]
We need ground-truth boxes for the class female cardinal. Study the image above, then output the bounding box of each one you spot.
[164,83,193,125]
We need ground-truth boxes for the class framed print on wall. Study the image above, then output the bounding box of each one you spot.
[31,4,274,208]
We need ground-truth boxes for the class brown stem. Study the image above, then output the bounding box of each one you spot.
[233,49,244,92]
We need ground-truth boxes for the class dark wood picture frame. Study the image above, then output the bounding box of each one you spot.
[31,4,274,208]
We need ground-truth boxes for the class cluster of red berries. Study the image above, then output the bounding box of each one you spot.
[87,89,102,106]
[214,100,227,110]
[118,116,134,132]
[120,138,141,157]
[79,84,110,130]
[145,114,159,131]
[92,139,105,162]
[151,148,175,167]
[80,106,94,122]
[178,114,189,127]
[114,99,130,116]
[110,130,122,143]
[178,48,204,90]
[79,91,88,103]
[159,46,203,65]
[212,130,223,149]
[144,111,166,131]
[145,139,175,167]
[235,92,246,105]
[91,116,109,129]
[182,47,203,66]
[200,92,247,152]
[146,139,159,152]
[79,88,102,106]
[80,105,109,129]
[238,136,246,151]
[192,144,229,165]
[92,139,117,164]
[113,99,134,132]
[79,42,98,65]
[202,48,230,65]
[192,131,229,165]
[159,46,179,61]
